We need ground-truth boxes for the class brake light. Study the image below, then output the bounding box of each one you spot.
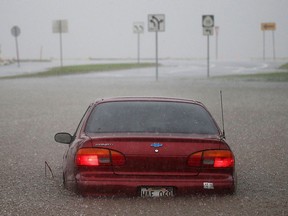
[188,150,234,168]
[76,148,125,166]
[203,150,234,168]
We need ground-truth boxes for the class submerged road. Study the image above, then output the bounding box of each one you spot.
[0,63,287,215]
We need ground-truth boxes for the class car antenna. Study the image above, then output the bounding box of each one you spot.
[220,90,226,139]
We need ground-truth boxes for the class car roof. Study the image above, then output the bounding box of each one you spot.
[93,96,204,106]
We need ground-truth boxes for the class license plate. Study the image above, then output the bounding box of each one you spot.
[140,187,174,197]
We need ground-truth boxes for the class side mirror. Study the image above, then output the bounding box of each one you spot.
[54,132,73,144]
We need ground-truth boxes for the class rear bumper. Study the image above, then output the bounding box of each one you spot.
[68,172,236,196]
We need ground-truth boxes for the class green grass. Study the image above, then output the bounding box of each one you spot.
[2,61,288,81]
[218,72,288,82]
[279,63,288,70]
[0,62,156,79]
[215,62,288,82]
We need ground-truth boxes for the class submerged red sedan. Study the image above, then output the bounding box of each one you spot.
[55,97,236,197]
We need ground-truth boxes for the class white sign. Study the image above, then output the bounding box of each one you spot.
[53,20,69,33]
[148,14,165,32]
[133,22,144,33]
[202,15,214,28]
[203,27,214,36]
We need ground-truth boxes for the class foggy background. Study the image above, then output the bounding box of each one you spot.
[1,0,287,60]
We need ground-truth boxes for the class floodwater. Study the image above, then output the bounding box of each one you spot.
[0,62,287,215]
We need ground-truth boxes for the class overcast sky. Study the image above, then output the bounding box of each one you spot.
[0,0,287,60]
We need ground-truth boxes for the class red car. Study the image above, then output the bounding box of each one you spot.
[55,97,236,197]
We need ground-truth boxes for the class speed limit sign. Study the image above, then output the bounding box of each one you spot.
[202,15,214,28]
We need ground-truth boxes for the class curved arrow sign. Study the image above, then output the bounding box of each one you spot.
[148,14,165,32]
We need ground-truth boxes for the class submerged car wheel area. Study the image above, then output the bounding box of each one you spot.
[55,97,236,197]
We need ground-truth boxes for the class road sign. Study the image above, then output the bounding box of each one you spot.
[261,22,276,31]
[261,22,277,61]
[202,15,214,28]
[148,14,165,81]
[53,20,68,33]
[203,27,214,36]
[133,22,144,64]
[11,26,21,37]
[52,20,68,67]
[133,22,144,33]
[148,14,165,32]
[11,26,21,67]
[202,15,214,78]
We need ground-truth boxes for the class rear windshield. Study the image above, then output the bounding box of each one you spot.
[85,101,219,135]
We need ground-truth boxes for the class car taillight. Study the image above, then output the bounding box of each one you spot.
[76,148,125,166]
[187,152,202,167]
[188,150,234,168]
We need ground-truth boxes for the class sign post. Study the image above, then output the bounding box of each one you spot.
[261,22,276,61]
[11,26,21,67]
[148,14,165,81]
[53,20,68,67]
[202,15,214,78]
[133,22,144,64]
[215,26,219,60]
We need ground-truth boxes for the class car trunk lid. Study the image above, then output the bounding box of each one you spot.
[88,134,222,177]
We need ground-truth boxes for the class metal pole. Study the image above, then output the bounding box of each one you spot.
[59,21,63,67]
[263,31,266,61]
[215,33,218,60]
[207,35,210,78]
[137,32,140,64]
[15,36,20,67]
[40,46,43,60]
[272,30,276,61]
[216,30,218,60]
[215,26,219,60]
[156,31,158,81]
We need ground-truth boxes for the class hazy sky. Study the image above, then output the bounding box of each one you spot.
[1,0,287,60]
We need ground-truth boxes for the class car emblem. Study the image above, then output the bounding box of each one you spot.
[151,143,163,148]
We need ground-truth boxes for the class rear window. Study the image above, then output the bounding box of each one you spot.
[85,101,219,135]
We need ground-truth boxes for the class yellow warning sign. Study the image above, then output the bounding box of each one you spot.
[261,23,276,31]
